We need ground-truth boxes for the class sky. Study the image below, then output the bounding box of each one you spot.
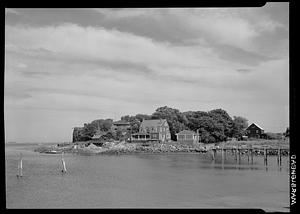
[5,4,289,143]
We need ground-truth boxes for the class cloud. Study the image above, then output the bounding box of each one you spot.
[215,44,277,66]
[5,87,32,99]
[94,8,157,19]
[5,23,288,100]
[4,7,289,142]
[89,8,288,67]
[5,24,200,68]
[236,68,252,73]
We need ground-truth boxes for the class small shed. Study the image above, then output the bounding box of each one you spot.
[91,134,102,141]
[176,130,199,144]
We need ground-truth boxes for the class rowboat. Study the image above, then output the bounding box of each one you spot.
[45,150,61,154]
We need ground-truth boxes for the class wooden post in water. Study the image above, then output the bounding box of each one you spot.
[264,148,268,165]
[277,148,281,166]
[234,148,237,162]
[17,152,23,177]
[247,149,249,163]
[221,147,224,160]
[237,148,241,165]
[61,152,67,173]
[211,148,216,160]
[250,149,254,164]
[221,147,224,166]
[278,148,282,166]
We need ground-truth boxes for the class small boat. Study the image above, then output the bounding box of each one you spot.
[45,150,59,154]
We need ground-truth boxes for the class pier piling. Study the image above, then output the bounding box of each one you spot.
[61,152,67,173]
[17,153,23,177]
[264,148,268,165]
[211,149,216,160]
[278,148,282,166]
[247,149,250,163]
[221,148,224,161]
[234,148,237,161]
[237,148,241,165]
[206,146,288,169]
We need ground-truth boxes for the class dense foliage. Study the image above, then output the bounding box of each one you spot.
[151,106,188,140]
[264,132,284,140]
[231,116,249,139]
[73,106,249,143]
[75,119,114,141]
[284,127,289,137]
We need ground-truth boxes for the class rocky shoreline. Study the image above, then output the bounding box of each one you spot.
[33,140,289,156]
[33,141,208,155]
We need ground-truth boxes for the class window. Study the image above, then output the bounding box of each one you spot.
[186,134,193,139]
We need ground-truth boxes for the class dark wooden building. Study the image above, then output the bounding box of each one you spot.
[245,123,264,138]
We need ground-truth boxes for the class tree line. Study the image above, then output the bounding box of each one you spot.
[73,106,249,143]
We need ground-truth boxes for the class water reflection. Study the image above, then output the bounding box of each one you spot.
[203,151,289,172]
[134,152,289,173]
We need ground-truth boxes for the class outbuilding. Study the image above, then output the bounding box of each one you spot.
[245,123,264,138]
[176,130,199,144]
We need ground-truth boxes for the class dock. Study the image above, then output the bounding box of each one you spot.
[209,146,289,166]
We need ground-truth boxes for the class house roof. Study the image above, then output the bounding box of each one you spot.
[140,119,167,127]
[113,120,130,125]
[176,130,197,135]
[247,123,264,130]
[92,131,107,139]
[91,134,102,139]
[131,132,151,135]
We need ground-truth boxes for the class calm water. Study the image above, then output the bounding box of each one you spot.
[5,144,290,211]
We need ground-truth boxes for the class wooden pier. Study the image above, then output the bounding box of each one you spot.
[209,146,289,166]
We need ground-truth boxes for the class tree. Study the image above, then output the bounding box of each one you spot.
[74,119,114,141]
[73,106,249,144]
[135,114,152,122]
[284,127,289,137]
[90,119,113,132]
[209,109,234,138]
[183,109,234,143]
[265,132,283,140]
[121,115,143,133]
[151,106,188,140]
[81,123,97,140]
[231,116,248,139]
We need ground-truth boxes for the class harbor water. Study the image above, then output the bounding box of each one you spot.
[5,143,289,211]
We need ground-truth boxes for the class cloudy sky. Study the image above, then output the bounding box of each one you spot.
[5,4,289,143]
